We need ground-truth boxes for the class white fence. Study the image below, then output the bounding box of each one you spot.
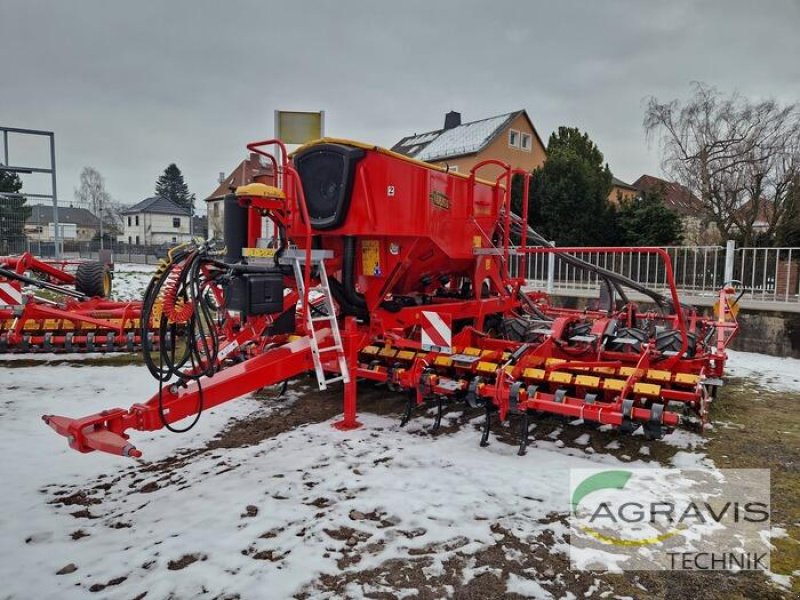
[514,242,800,304]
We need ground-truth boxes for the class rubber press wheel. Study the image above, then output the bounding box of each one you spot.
[75,262,112,298]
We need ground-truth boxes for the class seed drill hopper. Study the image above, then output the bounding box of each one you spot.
[44,138,739,458]
[1,253,152,352]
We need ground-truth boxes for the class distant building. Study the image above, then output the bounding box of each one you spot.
[391,110,547,176]
[608,176,638,203]
[204,154,275,240]
[25,204,99,242]
[632,174,720,245]
[193,215,208,240]
[121,197,192,246]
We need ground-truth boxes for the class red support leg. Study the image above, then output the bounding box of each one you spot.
[334,317,362,430]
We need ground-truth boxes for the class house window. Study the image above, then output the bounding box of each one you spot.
[135,235,140,245]
[128,236,132,244]
[508,129,520,148]
[172,236,177,243]
[127,216,131,227]
[213,203,219,216]
[173,217,181,228]
[135,215,139,226]
[521,133,532,151]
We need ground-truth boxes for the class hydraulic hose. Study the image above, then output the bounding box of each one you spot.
[508,213,675,313]
[141,244,222,432]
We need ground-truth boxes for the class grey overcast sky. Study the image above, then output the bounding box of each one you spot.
[1,0,799,214]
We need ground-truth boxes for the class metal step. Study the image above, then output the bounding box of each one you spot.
[311,315,336,323]
[316,345,343,354]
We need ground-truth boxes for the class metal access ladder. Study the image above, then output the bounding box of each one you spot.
[282,249,350,390]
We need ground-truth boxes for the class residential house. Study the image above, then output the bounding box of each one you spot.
[632,175,720,245]
[121,197,192,246]
[25,204,99,242]
[205,154,275,239]
[391,110,547,176]
[608,176,638,203]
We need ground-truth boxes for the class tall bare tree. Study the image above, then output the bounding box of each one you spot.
[74,166,113,247]
[74,166,111,216]
[644,83,800,245]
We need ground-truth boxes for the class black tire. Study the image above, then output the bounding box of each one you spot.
[75,262,112,298]
[655,329,697,358]
[606,327,649,353]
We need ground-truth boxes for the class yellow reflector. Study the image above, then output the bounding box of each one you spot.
[434,356,453,367]
[634,382,661,396]
[603,379,626,391]
[619,367,638,377]
[575,375,601,388]
[362,345,380,355]
[523,368,546,381]
[396,350,416,361]
[476,361,498,374]
[675,373,700,385]
[647,369,672,382]
[379,347,397,358]
[463,347,481,356]
[548,371,573,384]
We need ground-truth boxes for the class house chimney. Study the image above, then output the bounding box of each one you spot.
[218,172,225,184]
[444,111,461,130]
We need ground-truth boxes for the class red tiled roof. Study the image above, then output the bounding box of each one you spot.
[204,153,274,202]
[632,174,705,217]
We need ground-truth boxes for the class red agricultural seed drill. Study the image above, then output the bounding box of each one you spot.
[44,138,739,458]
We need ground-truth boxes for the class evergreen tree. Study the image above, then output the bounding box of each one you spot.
[616,189,684,246]
[528,127,620,246]
[0,166,30,254]
[155,163,195,211]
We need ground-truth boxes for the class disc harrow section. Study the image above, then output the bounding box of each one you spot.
[1,252,155,353]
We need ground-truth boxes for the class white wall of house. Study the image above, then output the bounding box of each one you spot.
[25,222,95,242]
[122,212,192,245]
[208,200,224,240]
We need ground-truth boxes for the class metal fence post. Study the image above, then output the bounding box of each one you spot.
[724,239,736,284]
[546,241,556,293]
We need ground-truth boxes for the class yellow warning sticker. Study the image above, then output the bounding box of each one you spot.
[361,240,382,277]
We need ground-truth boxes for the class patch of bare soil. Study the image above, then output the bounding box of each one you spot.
[167,553,206,571]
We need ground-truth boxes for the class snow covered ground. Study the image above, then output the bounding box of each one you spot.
[110,263,156,302]
[0,350,795,598]
[725,349,800,393]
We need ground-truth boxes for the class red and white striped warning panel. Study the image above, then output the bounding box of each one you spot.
[420,310,452,353]
[0,283,23,307]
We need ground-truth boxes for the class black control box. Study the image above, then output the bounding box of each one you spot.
[225,271,284,315]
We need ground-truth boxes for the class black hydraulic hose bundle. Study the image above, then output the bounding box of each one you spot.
[507,213,675,313]
[141,245,221,432]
